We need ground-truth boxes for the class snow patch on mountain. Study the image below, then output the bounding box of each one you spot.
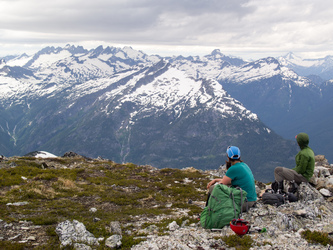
[218,60,279,82]
[217,58,312,87]
[30,50,72,70]
[279,52,330,68]
[0,74,40,101]
[112,66,258,121]
[172,55,312,87]
[24,151,58,158]
[6,54,32,67]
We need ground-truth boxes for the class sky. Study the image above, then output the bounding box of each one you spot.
[1,0,333,60]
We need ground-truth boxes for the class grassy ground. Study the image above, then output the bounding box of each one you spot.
[0,156,211,249]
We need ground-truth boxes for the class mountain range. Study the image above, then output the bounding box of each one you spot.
[1,45,332,182]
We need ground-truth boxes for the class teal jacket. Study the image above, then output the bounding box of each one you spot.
[226,162,257,202]
[293,133,315,181]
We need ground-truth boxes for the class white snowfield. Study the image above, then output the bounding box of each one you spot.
[0,46,261,124]
[2,45,323,129]
[31,151,57,158]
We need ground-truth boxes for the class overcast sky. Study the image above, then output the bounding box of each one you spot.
[1,0,333,60]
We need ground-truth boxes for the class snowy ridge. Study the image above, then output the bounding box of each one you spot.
[0,45,161,101]
[217,58,312,87]
[24,151,57,158]
[115,66,258,121]
[0,45,303,174]
[63,63,258,122]
[0,74,40,100]
[279,52,333,68]
[6,54,32,67]
[278,52,333,80]
[173,55,312,87]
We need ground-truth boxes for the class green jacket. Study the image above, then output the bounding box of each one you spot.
[293,133,315,181]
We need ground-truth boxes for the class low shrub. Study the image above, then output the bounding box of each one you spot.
[301,229,333,246]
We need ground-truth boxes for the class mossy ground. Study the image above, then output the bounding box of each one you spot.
[301,229,333,246]
[0,157,210,249]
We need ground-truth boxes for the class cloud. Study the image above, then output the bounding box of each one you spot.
[0,0,253,38]
[1,0,333,59]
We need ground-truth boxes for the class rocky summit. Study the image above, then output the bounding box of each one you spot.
[0,153,332,249]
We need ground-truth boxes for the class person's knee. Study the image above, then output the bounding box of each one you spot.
[209,184,216,194]
[274,167,283,175]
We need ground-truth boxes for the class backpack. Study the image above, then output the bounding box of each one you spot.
[271,180,299,194]
[200,184,247,229]
[262,190,285,206]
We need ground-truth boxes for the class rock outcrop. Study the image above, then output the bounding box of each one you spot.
[129,155,333,249]
[1,154,333,249]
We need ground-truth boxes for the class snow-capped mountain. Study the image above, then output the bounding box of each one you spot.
[175,55,313,87]
[0,47,299,182]
[213,56,331,165]
[157,51,332,164]
[278,52,333,81]
[3,45,333,179]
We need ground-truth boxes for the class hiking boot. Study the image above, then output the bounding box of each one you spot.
[271,181,279,193]
[277,181,284,194]
[288,181,298,194]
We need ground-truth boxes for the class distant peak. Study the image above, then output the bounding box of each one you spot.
[123,46,134,50]
[63,44,87,54]
[211,49,224,56]
[283,52,302,61]
[257,57,279,64]
[95,45,104,51]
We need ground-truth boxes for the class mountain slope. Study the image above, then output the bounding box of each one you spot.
[278,52,333,80]
[192,57,326,161]
[0,56,297,182]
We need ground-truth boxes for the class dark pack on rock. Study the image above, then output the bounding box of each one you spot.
[271,180,299,194]
[200,184,247,229]
[262,191,285,207]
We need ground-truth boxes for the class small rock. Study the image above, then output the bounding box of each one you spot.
[73,243,92,250]
[110,221,122,235]
[168,221,179,231]
[293,209,307,216]
[319,188,332,197]
[8,234,22,241]
[56,220,99,247]
[105,234,122,248]
[315,155,326,162]
[6,202,29,206]
[89,208,97,213]
[10,162,17,167]
[93,218,101,222]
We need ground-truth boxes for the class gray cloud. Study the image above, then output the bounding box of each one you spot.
[1,0,333,59]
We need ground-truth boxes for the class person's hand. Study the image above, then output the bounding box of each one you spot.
[207,180,216,189]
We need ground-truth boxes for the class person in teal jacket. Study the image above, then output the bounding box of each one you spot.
[207,146,257,211]
[274,132,315,191]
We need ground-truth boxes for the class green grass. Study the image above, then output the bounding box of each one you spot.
[301,229,333,246]
[220,234,254,250]
[0,156,210,249]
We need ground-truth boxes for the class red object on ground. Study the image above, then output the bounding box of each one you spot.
[230,219,250,235]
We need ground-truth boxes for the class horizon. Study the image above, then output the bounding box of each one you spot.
[1,43,333,62]
[1,1,333,61]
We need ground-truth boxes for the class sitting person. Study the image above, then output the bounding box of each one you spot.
[207,146,257,211]
[274,132,315,193]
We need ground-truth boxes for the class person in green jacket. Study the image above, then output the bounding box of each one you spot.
[274,132,315,191]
